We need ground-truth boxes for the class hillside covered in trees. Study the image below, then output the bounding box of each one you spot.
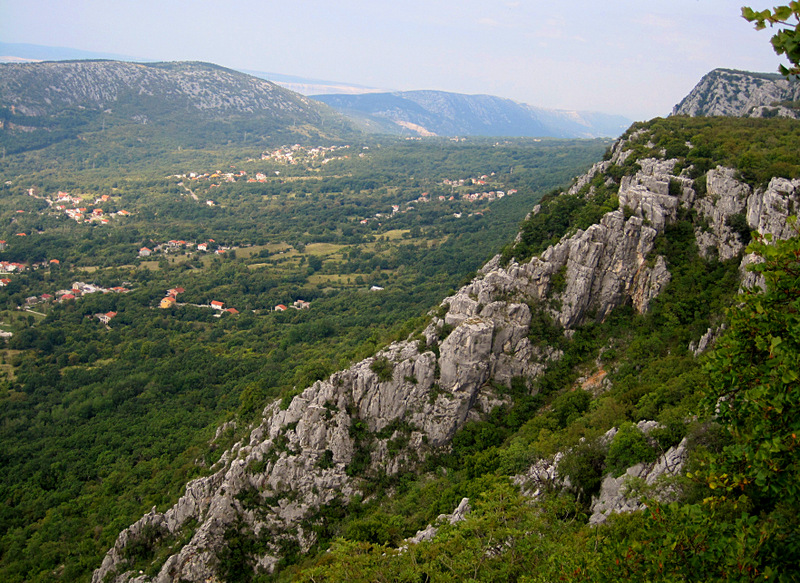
[88,116,800,582]
[0,121,607,580]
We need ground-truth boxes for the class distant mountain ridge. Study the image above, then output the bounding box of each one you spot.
[672,68,800,118]
[0,60,356,151]
[315,90,632,138]
[0,43,630,138]
[0,41,382,97]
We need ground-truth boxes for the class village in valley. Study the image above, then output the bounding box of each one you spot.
[0,141,530,347]
[25,188,131,227]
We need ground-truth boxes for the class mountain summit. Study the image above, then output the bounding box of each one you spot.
[672,68,800,118]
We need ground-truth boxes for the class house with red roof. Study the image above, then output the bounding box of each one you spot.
[96,311,117,324]
[159,297,176,309]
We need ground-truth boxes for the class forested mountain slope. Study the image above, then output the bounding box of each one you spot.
[0,135,607,582]
[94,116,800,582]
[0,60,357,153]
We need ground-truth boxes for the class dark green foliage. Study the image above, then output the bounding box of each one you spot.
[121,523,165,564]
[559,439,608,502]
[218,522,263,582]
[368,356,393,382]
[624,116,800,187]
[703,224,800,508]
[343,513,407,546]
[726,212,752,244]
[605,422,659,477]
[550,389,592,428]
[317,449,335,469]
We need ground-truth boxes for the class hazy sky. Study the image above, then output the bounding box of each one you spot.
[0,0,788,120]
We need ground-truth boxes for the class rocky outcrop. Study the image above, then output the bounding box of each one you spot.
[93,315,541,582]
[404,498,471,545]
[512,422,688,526]
[588,436,688,525]
[672,68,800,119]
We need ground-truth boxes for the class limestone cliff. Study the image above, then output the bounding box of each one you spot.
[672,68,800,119]
[94,128,800,583]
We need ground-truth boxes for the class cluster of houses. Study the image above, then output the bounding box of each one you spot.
[356,184,516,226]
[139,239,226,258]
[273,299,310,311]
[457,189,516,202]
[0,260,28,274]
[28,189,131,225]
[56,281,130,302]
[442,174,496,188]
[261,144,350,166]
[16,281,130,309]
[159,287,239,315]
[168,145,352,189]
[157,288,313,316]
[173,170,246,184]
[0,258,64,276]
[441,175,518,202]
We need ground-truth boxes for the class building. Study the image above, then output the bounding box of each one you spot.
[159,297,176,309]
[210,300,224,310]
[96,311,117,324]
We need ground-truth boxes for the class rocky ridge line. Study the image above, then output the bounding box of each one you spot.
[672,68,800,119]
[0,60,321,121]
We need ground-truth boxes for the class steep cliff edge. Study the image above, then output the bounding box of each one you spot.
[94,124,800,582]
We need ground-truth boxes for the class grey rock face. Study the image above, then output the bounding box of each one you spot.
[589,438,689,525]
[672,69,800,118]
[694,167,751,260]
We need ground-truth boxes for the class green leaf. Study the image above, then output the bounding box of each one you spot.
[774,5,793,20]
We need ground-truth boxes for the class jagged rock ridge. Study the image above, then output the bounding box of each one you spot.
[672,68,800,118]
[94,130,800,582]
